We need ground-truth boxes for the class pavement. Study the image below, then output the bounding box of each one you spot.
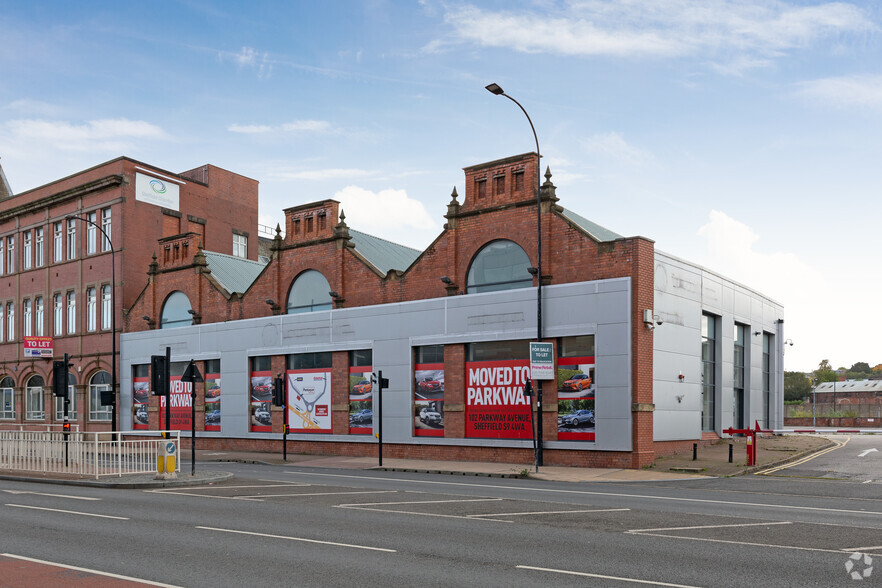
[0,433,834,488]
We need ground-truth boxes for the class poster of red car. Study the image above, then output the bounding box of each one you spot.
[204,373,220,432]
[132,376,149,430]
[349,366,372,434]
[287,369,331,433]
[250,371,273,432]
[464,359,532,439]
[557,356,595,441]
[414,363,444,437]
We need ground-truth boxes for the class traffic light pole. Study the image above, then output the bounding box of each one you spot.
[165,347,171,438]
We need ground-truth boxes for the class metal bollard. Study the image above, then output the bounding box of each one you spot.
[692,443,698,461]
[729,443,733,463]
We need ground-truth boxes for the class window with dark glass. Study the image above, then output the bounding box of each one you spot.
[466,340,529,361]
[286,270,332,314]
[160,291,193,329]
[286,352,332,370]
[466,240,533,294]
[733,323,746,429]
[415,345,444,364]
[763,333,771,428]
[701,313,717,431]
[349,350,372,367]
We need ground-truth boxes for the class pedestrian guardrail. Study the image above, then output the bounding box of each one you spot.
[0,430,179,479]
[0,423,81,433]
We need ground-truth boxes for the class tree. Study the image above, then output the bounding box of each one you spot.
[813,359,837,384]
[850,362,872,374]
[784,372,812,402]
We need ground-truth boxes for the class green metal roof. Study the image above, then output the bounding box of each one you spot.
[349,229,421,275]
[559,207,623,242]
[204,251,266,294]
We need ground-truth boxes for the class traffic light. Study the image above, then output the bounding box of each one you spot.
[523,380,533,397]
[151,354,169,396]
[100,388,115,406]
[272,376,285,407]
[52,354,73,399]
[62,422,71,433]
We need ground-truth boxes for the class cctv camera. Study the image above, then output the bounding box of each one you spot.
[656,319,663,326]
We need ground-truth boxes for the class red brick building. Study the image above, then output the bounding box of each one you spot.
[120,152,785,468]
[0,158,258,431]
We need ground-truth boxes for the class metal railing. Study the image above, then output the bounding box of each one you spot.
[0,430,179,479]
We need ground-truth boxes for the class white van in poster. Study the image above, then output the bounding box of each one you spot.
[135,172,180,210]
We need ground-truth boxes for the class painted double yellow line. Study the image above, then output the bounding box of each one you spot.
[755,436,848,475]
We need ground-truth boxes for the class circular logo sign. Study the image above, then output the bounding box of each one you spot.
[150,179,168,194]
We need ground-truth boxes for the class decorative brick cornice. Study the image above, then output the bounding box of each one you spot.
[0,175,123,222]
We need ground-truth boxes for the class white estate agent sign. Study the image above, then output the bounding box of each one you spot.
[529,342,555,380]
[135,172,180,211]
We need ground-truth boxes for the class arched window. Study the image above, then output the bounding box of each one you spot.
[286,270,332,314]
[1,376,14,419]
[53,371,77,421]
[466,240,533,294]
[89,371,112,421]
[25,375,45,420]
[160,291,193,329]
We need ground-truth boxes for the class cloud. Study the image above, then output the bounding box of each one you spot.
[432,1,873,64]
[1,118,168,152]
[227,120,334,135]
[219,46,273,79]
[797,74,882,108]
[581,132,656,169]
[267,168,374,181]
[332,185,441,250]
[3,99,64,117]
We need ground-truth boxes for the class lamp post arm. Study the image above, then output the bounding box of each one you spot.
[66,215,117,434]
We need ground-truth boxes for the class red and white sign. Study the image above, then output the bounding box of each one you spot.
[159,376,193,431]
[465,359,533,439]
[23,336,53,358]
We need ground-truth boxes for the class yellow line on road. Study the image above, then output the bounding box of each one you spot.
[756,437,848,475]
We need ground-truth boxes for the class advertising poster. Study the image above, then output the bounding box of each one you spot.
[132,376,149,430]
[464,359,533,439]
[287,369,331,433]
[414,363,444,437]
[204,373,221,432]
[557,356,595,441]
[348,366,372,434]
[250,370,273,432]
[159,364,194,430]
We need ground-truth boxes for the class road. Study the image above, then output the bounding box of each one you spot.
[1,444,881,586]
[758,434,882,482]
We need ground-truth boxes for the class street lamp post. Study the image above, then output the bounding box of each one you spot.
[66,215,117,435]
[485,82,545,466]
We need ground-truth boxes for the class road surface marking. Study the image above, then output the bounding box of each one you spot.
[1,490,100,500]
[234,490,397,499]
[285,471,882,517]
[859,448,878,457]
[841,545,882,552]
[334,504,514,523]
[517,565,701,587]
[153,483,309,492]
[144,490,264,501]
[339,498,503,506]
[626,531,845,554]
[197,526,396,552]
[1,554,180,587]
[470,507,630,518]
[628,521,791,533]
[756,438,847,475]
[5,504,128,520]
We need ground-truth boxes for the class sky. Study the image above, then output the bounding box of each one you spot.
[1,0,880,373]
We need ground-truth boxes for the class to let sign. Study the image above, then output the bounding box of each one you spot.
[24,337,53,358]
[529,342,555,380]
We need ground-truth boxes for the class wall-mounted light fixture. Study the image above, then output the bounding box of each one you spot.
[440,276,453,285]
[187,309,202,324]
[264,299,281,315]
[328,291,341,299]
[141,315,155,329]
[643,309,663,331]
